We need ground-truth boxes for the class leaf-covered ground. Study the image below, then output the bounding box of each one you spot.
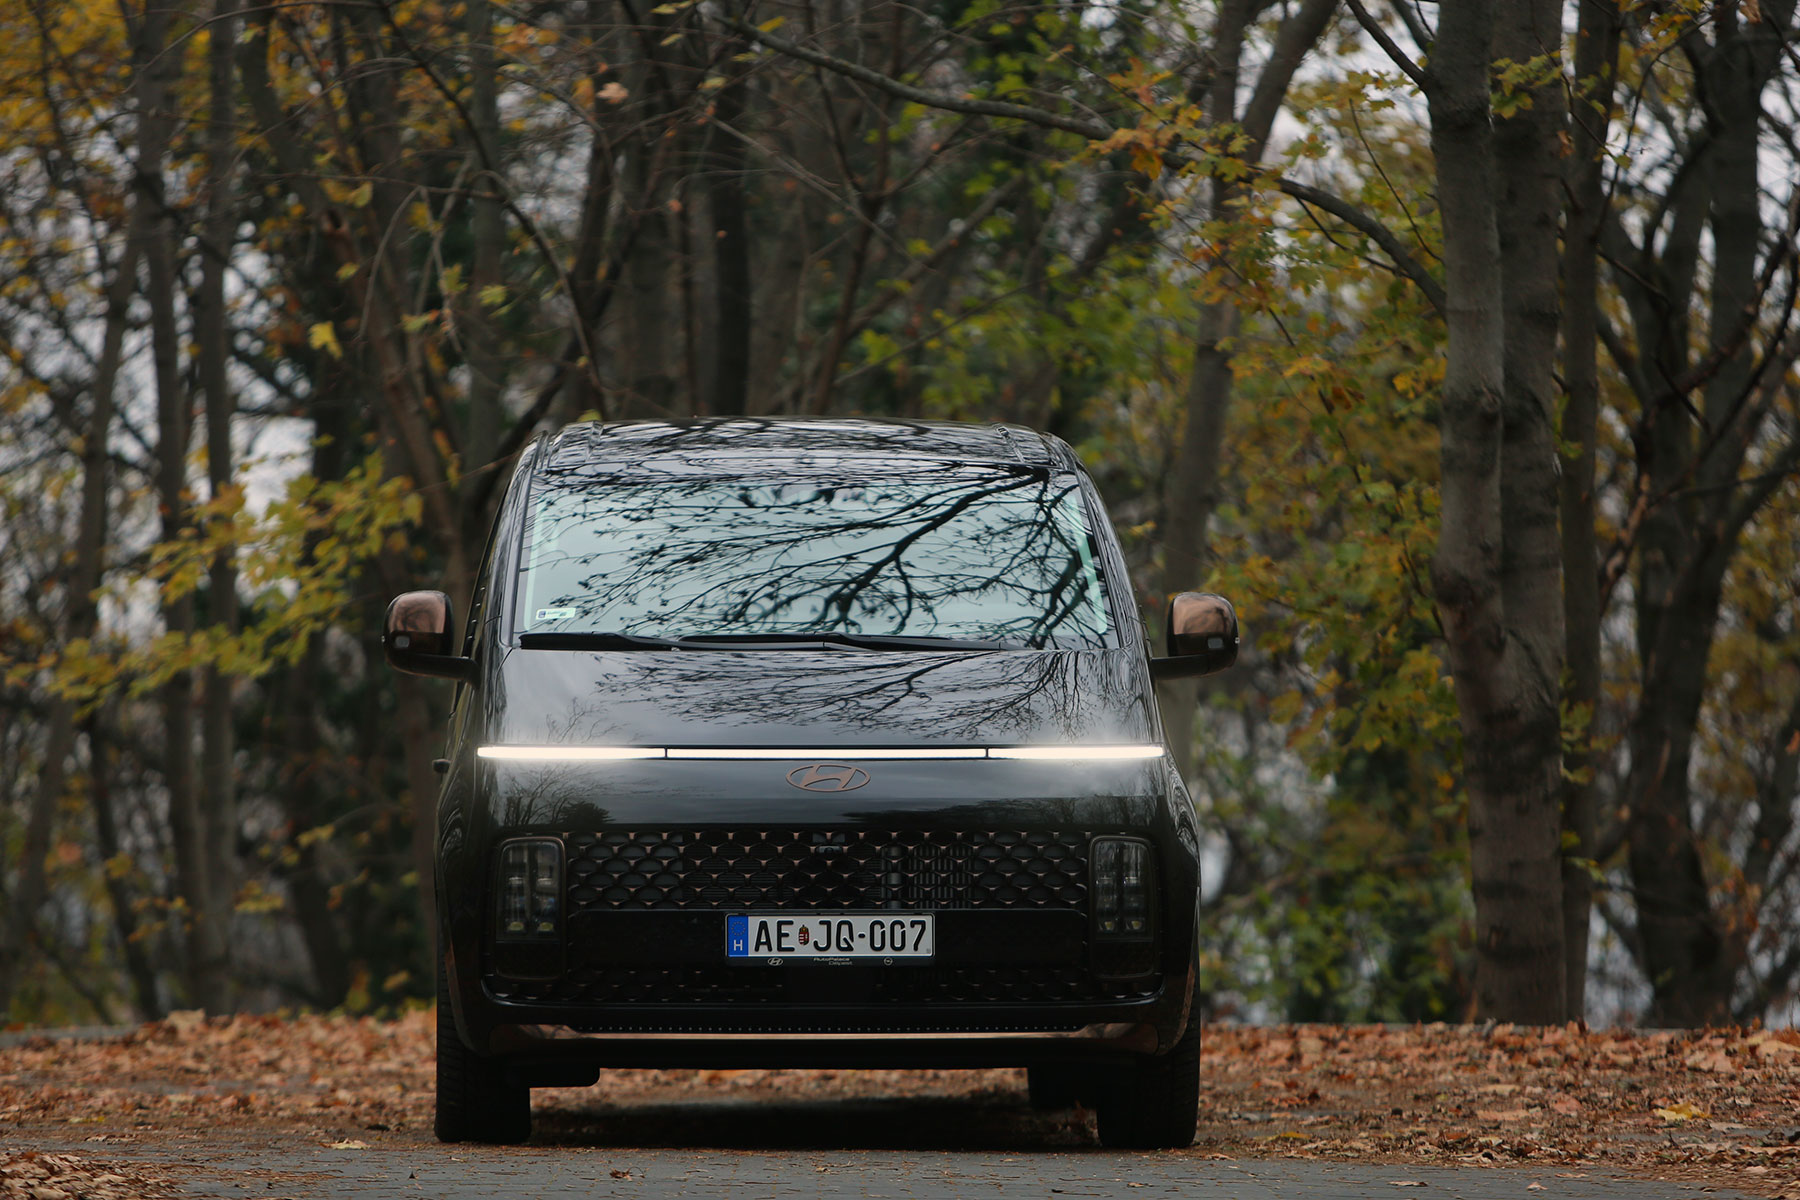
[1,1014,1797,1198]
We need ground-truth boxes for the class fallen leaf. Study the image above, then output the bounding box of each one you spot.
[1551,1096,1583,1115]
[163,1011,206,1037]
[325,1139,367,1150]
[1653,1102,1710,1123]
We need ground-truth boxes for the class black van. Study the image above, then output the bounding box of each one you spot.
[383,419,1237,1149]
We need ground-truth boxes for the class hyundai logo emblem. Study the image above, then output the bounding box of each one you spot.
[787,764,871,792]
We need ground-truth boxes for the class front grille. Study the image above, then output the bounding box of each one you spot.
[486,964,1159,1006]
[872,967,1158,1004]
[564,829,1090,912]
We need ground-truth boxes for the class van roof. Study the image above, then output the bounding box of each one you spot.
[538,418,1080,474]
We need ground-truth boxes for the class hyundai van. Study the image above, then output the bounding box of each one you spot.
[383,418,1237,1148]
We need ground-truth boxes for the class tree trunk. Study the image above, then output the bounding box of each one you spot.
[1159,300,1240,780]
[1493,0,1572,1021]
[1626,544,1737,1026]
[464,0,506,462]
[1158,0,1334,775]
[1157,0,1249,780]
[1622,4,1790,1028]
[282,632,352,1007]
[708,75,752,416]
[393,674,444,965]
[89,710,163,1020]
[198,0,241,1018]
[1556,0,1621,1022]
[1425,0,1566,1024]
[0,226,139,1018]
[131,0,231,1013]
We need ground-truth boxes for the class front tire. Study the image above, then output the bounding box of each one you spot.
[1027,1064,1087,1111]
[435,959,530,1144]
[1092,976,1201,1149]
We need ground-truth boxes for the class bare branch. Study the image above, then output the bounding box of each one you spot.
[729,14,1446,321]
[723,16,1117,142]
[1344,0,1429,91]
[1277,178,1447,315]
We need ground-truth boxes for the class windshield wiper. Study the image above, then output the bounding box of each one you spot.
[517,631,689,650]
[519,630,1024,652]
[672,632,1022,652]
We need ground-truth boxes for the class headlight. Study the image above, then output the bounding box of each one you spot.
[1091,836,1154,939]
[496,838,563,941]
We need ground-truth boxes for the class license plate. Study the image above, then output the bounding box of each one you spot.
[726,913,934,962]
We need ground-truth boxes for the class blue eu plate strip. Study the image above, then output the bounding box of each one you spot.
[726,914,749,958]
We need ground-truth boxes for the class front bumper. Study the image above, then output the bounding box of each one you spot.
[487,1019,1163,1072]
[444,820,1199,1067]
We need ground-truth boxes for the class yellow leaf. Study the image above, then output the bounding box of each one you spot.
[1654,1102,1709,1123]
[307,322,342,359]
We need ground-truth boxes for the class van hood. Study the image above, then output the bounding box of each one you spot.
[484,645,1159,749]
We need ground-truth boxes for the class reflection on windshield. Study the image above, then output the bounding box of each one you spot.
[515,467,1113,649]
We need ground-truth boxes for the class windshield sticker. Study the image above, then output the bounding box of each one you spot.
[534,607,577,623]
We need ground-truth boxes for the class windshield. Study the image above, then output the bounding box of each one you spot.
[513,467,1114,649]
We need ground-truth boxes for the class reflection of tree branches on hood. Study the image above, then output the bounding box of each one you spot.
[567,650,1134,744]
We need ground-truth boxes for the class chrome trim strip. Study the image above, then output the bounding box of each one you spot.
[507,1022,1152,1044]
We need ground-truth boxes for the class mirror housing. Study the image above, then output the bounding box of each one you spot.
[383,591,476,681]
[1149,592,1239,681]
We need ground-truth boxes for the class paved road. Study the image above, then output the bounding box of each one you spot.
[173,1146,1745,1200]
[23,1096,1754,1200]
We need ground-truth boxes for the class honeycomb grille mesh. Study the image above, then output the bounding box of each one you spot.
[563,829,1089,912]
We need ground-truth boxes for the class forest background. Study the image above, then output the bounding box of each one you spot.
[1,0,1797,1032]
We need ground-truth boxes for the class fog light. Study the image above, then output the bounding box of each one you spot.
[496,838,562,941]
[1092,837,1154,939]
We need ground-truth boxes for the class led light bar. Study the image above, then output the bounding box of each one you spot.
[475,743,1165,762]
[667,747,987,760]
[476,745,664,761]
[986,744,1165,761]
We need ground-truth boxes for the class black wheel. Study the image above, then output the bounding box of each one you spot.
[1027,1064,1088,1111]
[435,959,530,1144]
[1093,977,1201,1149]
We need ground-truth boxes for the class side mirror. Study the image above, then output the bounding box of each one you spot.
[383,591,476,681]
[1150,591,1239,681]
